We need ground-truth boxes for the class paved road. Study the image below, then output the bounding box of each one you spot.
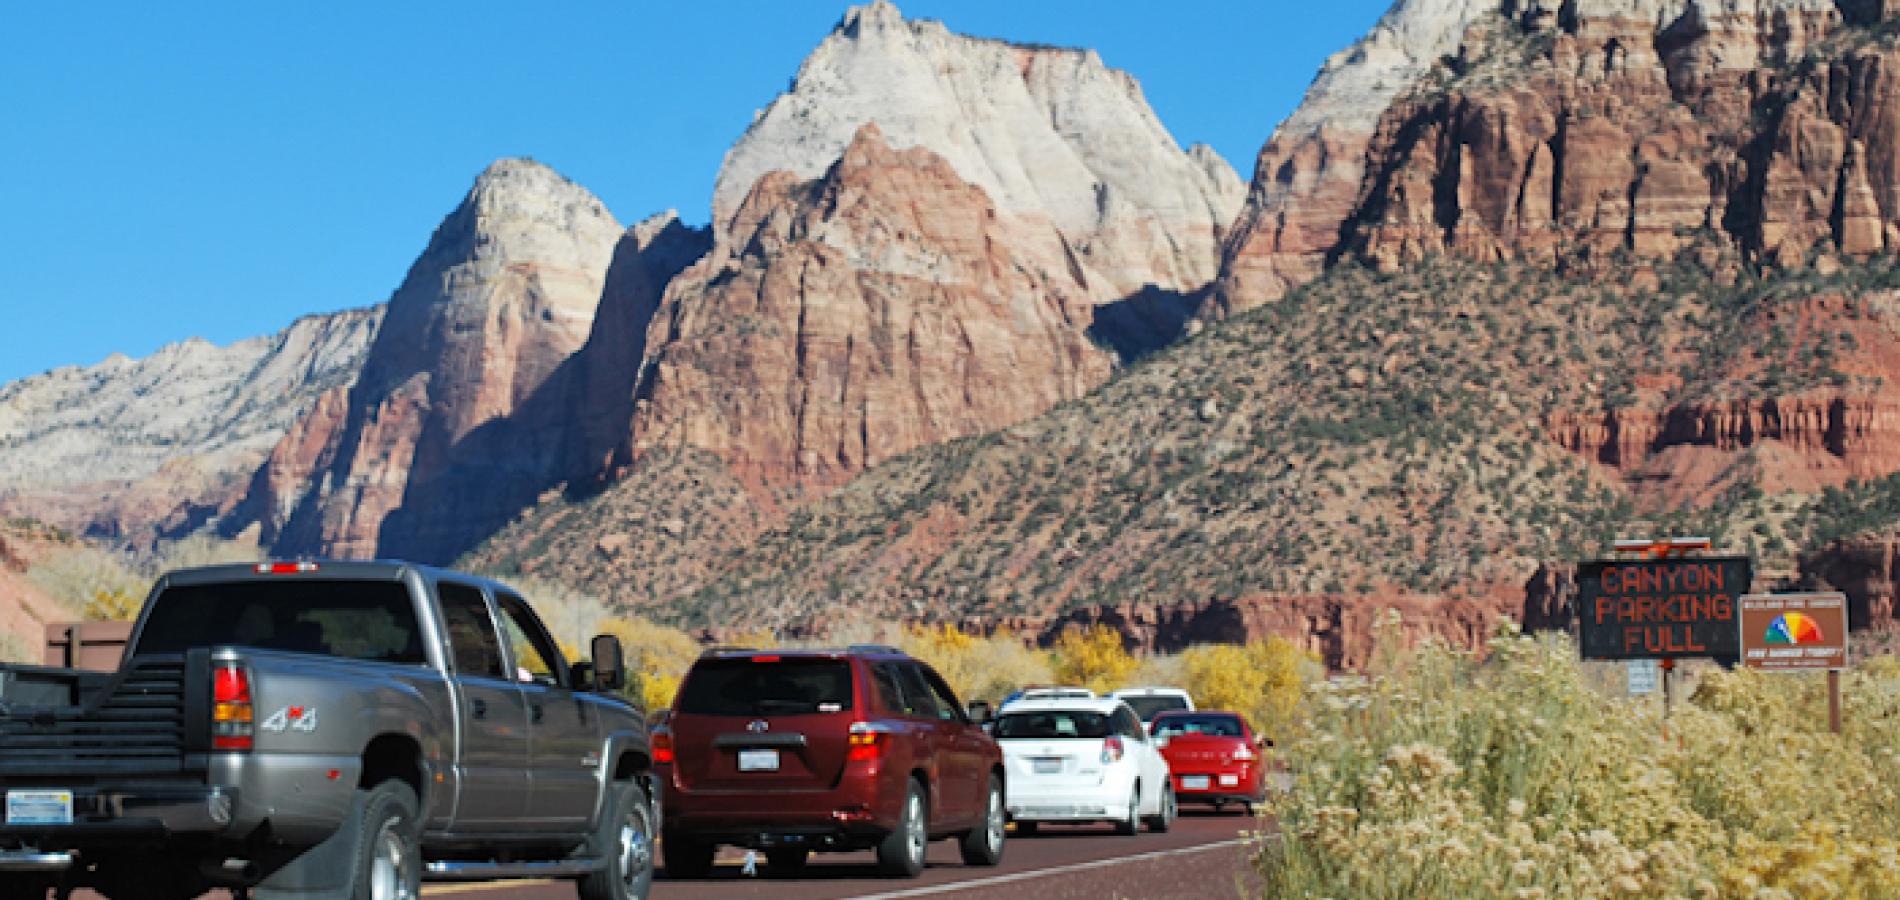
[62,809,1261,900]
[427,809,1262,900]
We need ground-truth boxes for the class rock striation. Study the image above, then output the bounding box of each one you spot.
[1217,0,1900,312]
[0,308,381,545]
[714,0,1243,299]
[241,158,625,561]
[615,125,1115,494]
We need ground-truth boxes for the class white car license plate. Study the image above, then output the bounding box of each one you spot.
[738,749,780,772]
[1032,757,1063,774]
[1180,775,1211,790]
[6,790,74,825]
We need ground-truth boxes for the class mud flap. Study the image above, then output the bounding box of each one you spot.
[249,789,365,900]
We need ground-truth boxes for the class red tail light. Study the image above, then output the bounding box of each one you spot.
[847,722,886,763]
[212,664,253,751]
[1101,736,1124,764]
[653,732,675,766]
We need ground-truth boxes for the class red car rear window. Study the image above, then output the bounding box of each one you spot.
[1152,713,1245,737]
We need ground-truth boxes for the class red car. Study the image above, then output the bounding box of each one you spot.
[656,646,1005,878]
[1150,710,1269,813]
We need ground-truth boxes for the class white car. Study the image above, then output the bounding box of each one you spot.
[993,696,1175,835]
[1107,686,1195,731]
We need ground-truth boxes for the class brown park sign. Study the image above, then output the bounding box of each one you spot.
[1739,592,1849,671]
[1577,557,1751,661]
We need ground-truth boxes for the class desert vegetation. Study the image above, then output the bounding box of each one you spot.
[1256,618,1900,898]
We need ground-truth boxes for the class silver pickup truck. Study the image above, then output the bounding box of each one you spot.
[0,561,655,900]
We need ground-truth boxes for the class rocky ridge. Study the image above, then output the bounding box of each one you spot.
[0,307,381,545]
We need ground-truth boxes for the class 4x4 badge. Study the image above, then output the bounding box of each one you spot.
[747,720,770,733]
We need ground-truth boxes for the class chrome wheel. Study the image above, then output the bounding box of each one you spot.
[370,817,413,900]
[984,786,1004,853]
[618,805,654,892]
[905,791,927,866]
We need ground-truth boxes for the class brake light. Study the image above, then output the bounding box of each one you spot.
[751,655,781,663]
[1101,736,1124,764]
[212,664,253,751]
[847,722,886,763]
[653,732,674,766]
[254,561,318,575]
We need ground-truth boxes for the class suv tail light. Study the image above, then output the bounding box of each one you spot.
[1101,736,1124,764]
[653,731,675,766]
[847,721,887,763]
[212,663,253,751]
[1232,745,1257,761]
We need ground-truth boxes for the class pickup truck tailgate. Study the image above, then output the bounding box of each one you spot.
[0,652,205,778]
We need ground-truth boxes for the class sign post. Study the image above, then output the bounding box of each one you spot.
[1738,591,1849,734]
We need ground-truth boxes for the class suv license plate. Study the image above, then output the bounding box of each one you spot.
[738,749,780,772]
[6,790,74,825]
[1180,775,1210,790]
[1032,757,1062,774]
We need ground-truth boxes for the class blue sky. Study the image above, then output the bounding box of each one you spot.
[0,1,1391,385]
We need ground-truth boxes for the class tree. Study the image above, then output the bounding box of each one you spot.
[1051,626,1139,693]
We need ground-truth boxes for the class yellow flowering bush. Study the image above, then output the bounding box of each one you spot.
[1050,625,1141,693]
[897,624,1054,705]
[1181,637,1321,739]
[1258,623,1900,899]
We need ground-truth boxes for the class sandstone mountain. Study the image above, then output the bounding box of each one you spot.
[0,307,380,546]
[714,0,1244,298]
[208,1,1246,569]
[472,0,1900,660]
[1217,0,1900,312]
[232,158,629,562]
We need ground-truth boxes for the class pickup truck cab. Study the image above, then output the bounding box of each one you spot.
[0,561,655,900]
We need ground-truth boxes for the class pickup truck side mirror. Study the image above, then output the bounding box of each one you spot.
[966,701,992,724]
[590,634,626,692]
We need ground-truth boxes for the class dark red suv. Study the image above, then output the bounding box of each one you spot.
[654,646,1005,877]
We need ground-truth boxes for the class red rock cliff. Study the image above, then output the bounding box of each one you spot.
[1218,0,1900,312]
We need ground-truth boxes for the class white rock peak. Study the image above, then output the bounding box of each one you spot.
[711,0,1242,250]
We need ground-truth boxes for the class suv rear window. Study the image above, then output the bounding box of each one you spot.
[1121,695,1190,721]
[137,580,424,664]
[677,658,854,716]
[993,710,1111,739]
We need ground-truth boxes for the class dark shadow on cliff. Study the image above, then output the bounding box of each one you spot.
[1087,284,1203,365]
